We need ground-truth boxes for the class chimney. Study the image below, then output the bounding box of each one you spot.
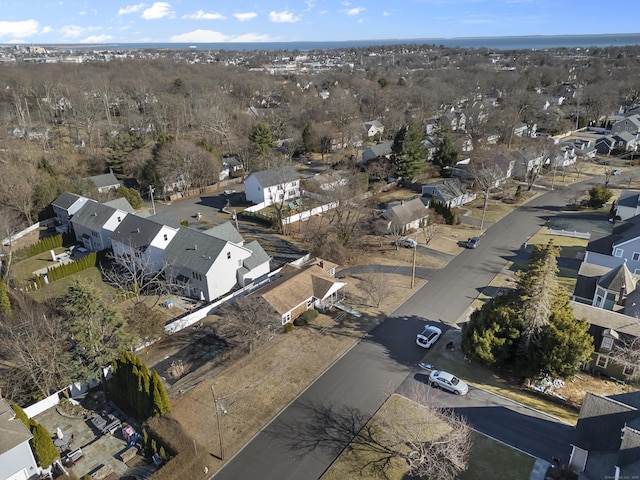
[194,244,197,251]
[401,200,405,206]
[136,227,140,233]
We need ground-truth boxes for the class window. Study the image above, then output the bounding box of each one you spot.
[614,248,623,258]
[117,216,121,222]
[596,355,608,368]
[164,234,168,241]
[227,252,231,259]
[601,336,614,351]
[634,252,640,261]
[306,299,313,308]
[282,313,291,324]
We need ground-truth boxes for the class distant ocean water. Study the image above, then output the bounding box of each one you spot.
[32,33,640,52]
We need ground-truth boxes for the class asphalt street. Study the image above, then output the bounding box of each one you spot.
[211,183,587,480]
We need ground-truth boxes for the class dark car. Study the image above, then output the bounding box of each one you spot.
[466,237,480,249]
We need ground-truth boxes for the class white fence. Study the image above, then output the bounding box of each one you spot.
[548,229,591,240]
[2,218,56,246]
[282,201,339,225]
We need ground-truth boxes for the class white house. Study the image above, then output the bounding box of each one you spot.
[162,227,269,302]
[70,200,130,251]
[51,192,95,232]
[89,172,121,193]
[0,395,40,480]
[244,165,300,207]
[377,197,430,235]
[363,120,385,138]
[110,214,179,274]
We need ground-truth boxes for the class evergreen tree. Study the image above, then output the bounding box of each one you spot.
[249,123,274,160]
[433,128,459,173]
[461,293,522,366]
[302,122,319,153]
[0,281,11,318]
[30,421,59,468]
[115,186,143,209]
[105,129,148,175]
[150,370,171,417]
[60,279,134,383]
[391,123,427,178]
[516,242,560,355]
[588,185,613,208]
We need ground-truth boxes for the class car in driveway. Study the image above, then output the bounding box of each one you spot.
[397,237,418,248]
[429,370,469,395]
[416,324,442,348]
[612,169,622,176]
[465,237,480,249]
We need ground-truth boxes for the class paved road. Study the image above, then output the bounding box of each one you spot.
[213,185,581,479]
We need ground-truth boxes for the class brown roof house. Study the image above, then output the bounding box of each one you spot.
[376,197,430,235]
[257,257,346,324]
[569,391,640,478]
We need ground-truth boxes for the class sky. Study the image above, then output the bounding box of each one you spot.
[1,0,639,45]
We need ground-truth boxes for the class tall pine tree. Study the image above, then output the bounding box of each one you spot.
[391,123,427,178]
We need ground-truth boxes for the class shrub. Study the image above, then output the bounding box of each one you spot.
[294,309,319,326]
[284,323,294,333]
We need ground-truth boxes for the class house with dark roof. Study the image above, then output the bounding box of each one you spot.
[88,172,121,193]
[110,215,179,274]
[613,131,639,152]
[582,215,640,274]
[569,391,640,478]
[361,141,393,163]
[219,156,243,180]
[421,178,476,208]
[204,221,245,246]
[256,257,345,324]
[611,114,640,136]
[162,227,269,302]
[244,165,300,207]
[70,200,130,251]
[0,395,40,480]
[51,192,95,232]
[616,190,640,221]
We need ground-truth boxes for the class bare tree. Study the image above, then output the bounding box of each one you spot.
[270,385,472,479]
[358,274,393,308]
[421,221,441,246]
[609,337,640,382]
[215,296,281,353]
[0,207,26,283]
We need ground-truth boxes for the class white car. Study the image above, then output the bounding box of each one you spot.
[429,370,469,395]
[397,237,418,248]
[612,169,622,176]
[416,324,442,348]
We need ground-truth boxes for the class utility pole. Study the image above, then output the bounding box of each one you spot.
[149,186,156,216]
[480,190,489,231]
[211,384,225,461]
[411,243,417,289]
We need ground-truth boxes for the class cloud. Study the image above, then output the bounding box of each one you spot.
[269,10,301,23]
[169,29,272,43]
[0,20,39,38]
[142,2,173,20]
[346,7,365,15]
[59,25,85,39]
[118,3,146,15]
[382,11,390,16]
[183,10,226,20]
[234,12,257,21]
[81,34,114,43]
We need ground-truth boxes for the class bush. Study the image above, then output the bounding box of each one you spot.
[294,309,318,326]
[284,323,294,333]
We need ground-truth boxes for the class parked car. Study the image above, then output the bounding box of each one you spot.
[612,169,622,175]
[465,237,480,249]
[429,370,469,395]
[416,324,442,348]
[397,237,418,248]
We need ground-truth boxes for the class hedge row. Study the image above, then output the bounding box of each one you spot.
[238,210,275,227]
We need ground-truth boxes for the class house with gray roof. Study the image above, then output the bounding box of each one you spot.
[421,178,476,207]
[88,172,121,193]
[204,221,245,246]
[0,395,40,480]
[583,215,640,275]
[110,214,179,274]
[611,114,640,136]
[361,141,393,163]
[363,120,384,138]
[613,130,639,151]
[70,200,130,251]
[569,391,640,478]
[616,190,640,221]
[103,197,136,214]
[244,165,300,207]
[377,197,430,235]
[51,192,95,232]
[162,226,270,301]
